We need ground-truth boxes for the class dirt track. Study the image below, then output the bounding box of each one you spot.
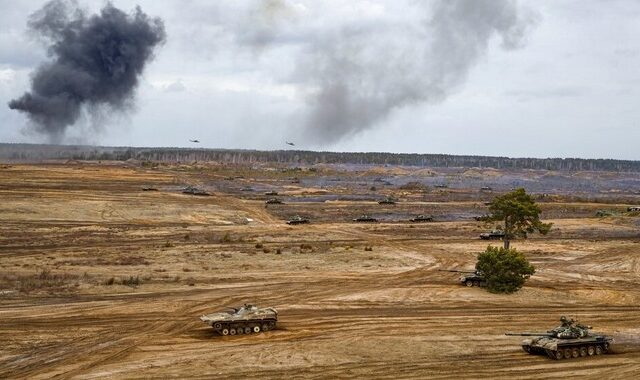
[1,163,639,379]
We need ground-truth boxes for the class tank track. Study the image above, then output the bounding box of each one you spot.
[212,319,277,336]
[523,342,610,360]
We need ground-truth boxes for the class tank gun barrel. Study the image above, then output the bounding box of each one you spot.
[505,332,555,337]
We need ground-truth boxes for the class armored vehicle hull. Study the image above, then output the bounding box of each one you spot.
[200,304,277,336]
[521,335,613,360]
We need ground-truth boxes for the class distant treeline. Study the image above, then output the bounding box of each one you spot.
[1,143,639,172]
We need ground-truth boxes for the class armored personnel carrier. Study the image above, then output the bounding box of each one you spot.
[353,214,378,222]
[200,304,277,336]
[378,197,396,205]
[440,269,485,287]
[506,317,613,360]
[287,215,309,225]
[265,198,284,205]
[480,229,505,240]
[411,215,434,222]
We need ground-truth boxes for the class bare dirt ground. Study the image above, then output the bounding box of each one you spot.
[0,162,639,379]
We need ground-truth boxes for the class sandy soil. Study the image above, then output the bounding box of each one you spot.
[0,163,639,379]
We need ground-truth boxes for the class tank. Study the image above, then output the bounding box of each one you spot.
[411,215,434,222]
[287,215,309,225]
[480,229,505,240]
[182,186,210,196]
[353,214,378,222]
[378,197,396,205]
[200,304,278,336]
[506,317,614,360]
[265,198,284,204]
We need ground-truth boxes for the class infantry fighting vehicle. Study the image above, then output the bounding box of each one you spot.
[287,215,309,225]
[480,229,505,240]
[411,215,434,222]
[440,269,486,287]
[506,317,613,360]
[200,304,278,336]
[265,198,283,205]
[378,197,396,205]
[182,186,210,196]
[353,215,378,222]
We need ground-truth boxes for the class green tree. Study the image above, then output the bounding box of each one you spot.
[476,246,535,294]
[482,188,552,249]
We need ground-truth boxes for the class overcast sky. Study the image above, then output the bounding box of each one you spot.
[0,0,639,160]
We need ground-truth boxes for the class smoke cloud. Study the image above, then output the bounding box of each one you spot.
[218,0,538,143]
[8,1,165,142]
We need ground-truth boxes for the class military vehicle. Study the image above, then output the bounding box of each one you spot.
[287,215,309,225]
[506,317,614,360]
[378,197,396,205]
[480,186,493,191]
[353,215,378,222]
[182,186,210,196]
[200,304,278,336]
[411,215,434,222]
[142,186,158,191]
[265,198,283,205]
[480,229,505,240]
[241,187,254,192]
[264,191,279,196]
[439,269,485,287]
[434,184,448,189]
[628,206,640,212]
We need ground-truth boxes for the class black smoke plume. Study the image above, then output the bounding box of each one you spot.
[8,1,165,142]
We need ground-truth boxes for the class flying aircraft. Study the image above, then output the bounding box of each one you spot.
[286,141,295,146]
[189,139,200,143]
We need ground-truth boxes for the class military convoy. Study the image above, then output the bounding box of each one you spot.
[200,304,278,336]
[506,317,614,360]
[480,229,505,240]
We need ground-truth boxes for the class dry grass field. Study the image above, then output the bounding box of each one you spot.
[0,162,639,379]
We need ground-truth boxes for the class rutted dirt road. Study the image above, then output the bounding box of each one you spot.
[0,163,639,379]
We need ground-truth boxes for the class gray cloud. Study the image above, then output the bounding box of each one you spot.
[215,0,538,143]
[7,0,165,142]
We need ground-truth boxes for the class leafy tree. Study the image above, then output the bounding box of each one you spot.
[482,188,552,249]
[476,246,535,294]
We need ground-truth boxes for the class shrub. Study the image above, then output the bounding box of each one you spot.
[255,243,263,249]
[476,246,535,294]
